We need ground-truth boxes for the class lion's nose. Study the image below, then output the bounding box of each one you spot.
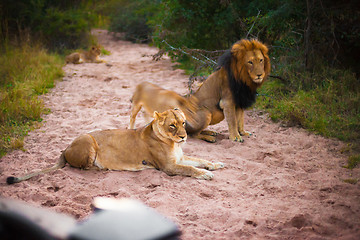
[257,74,262,78]
[179,135,186,139]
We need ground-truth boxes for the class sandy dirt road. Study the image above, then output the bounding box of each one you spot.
[1,29,359,239]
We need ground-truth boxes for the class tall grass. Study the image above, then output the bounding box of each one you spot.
[257,65,359,142]
[256,63,360,168]
[0,43,63,157]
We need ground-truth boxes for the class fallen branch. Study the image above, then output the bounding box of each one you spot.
[269,75,287,82]
[246,10,261,38]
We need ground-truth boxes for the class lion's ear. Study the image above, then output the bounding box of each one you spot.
[173,108,186,120]
[231,39,247,58]
[153,111,160,119]
[153,111,166,125]
[231,44,241,57]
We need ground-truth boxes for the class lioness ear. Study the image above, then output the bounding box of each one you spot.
[153,111,160,119]
[174,108,186,120]
[153,111,165,125]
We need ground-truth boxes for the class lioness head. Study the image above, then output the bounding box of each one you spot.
[153,108,187,143]
[90,45,101,57]
[230,39,271,91]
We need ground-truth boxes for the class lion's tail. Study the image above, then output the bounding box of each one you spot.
[6,151,67,185]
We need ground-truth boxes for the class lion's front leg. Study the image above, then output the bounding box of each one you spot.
[220,99,243,142]
[237,108,252,137]
[161,158,214,180]
[94,57,106,63]
[181,156,224,170]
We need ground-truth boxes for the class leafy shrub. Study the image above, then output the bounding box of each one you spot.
[0,0,97,51]
[39,8,95,51]
[149,0,245,50]
[107,0,157,42]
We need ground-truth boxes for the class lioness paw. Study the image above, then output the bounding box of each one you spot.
[214,162,225,169]
[206,162,225,170]
[196,170,214,180]
[197,134,216,143]
[230,134,244,143]
[240,130,252,137]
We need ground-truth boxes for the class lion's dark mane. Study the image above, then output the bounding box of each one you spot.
[217,50,256,109]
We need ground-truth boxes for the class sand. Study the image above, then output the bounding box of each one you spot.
[1,29,359,239]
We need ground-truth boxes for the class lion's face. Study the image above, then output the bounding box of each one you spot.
[153,108,187,143]
[244,49,266,84]
[231,39,271,91]
[90,46,101,57]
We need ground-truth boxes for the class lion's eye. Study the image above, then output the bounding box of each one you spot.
[182,122,186,126]
[169,124,176,129]
[259,59,263,63]
[248,61,253,65]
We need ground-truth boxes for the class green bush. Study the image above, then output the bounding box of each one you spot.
[39,8,95,51]
[150,0,245,50]
[0,0,97,51]
[107,0,158,42]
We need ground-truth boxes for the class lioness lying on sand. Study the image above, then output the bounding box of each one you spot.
[65,45,105,64]
[7,109,224,184]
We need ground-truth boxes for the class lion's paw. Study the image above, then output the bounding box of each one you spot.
[240,130,252,137]
[201,135,216,143]
[214,162,225,169]
[196,170,214,180]
[230,134,244,143]
[206,162,225,170]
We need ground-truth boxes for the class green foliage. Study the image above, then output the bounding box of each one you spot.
[0,0,98,51]
[106,0,158,42]
[0,43,63,156]
[39,8,95,50]
[256,66,360,144]
[343,155,360,170]
[101,47,111,56]
[343,178,358,185]
[150,0,245,50]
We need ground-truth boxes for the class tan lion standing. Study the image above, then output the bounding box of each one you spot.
[129,39,271,142]
[65,45,105,64]
[130,82,202,130]
[7,109,224,184]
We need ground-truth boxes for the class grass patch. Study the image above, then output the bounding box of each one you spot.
[256,65,360,149]
[343,178,358,185]
[101,47,111,56]
[343,154,360,169]
[0,43,63,157]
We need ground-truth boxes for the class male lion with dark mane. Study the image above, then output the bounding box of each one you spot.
[190,38,271,142]
[130,39,270,142]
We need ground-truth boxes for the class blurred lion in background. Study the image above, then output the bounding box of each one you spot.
[65,45,105,64]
